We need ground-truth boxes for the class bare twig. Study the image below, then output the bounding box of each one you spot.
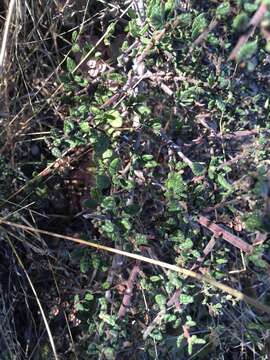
[118,263,140,318]
[214,129,260,139]
[197,215,253,254]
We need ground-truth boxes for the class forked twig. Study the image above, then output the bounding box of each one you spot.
[198,215,253,254]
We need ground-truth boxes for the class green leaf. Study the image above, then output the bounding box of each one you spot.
[106,110,123,128]
[208,165,216,180]
[232,12,249,32]
[179,294,194,305]
[147,0,165,29]
[51,147,61,158]
[168,272,182,288]
[80,121,90,133]
[216,2,230,17]
[236,41,257,62]
[178,13,192,26]
[179,239,193,250]
[137,105,151,115]
[188,339,193,355]
[91,254,100,269]
[188,335,206,355]
[96,174,111,190]
[216,99,226,112]
[109,158,121,176]
[104,23,115,46]
[185,316,196,327]
[123,204,140,215]
[190,335,206,344]
[101,196,115,209]
[217,174,232,191]
[85,293,94,301]
[71,43,80,53]
[102,149,113,160]
[128,19,140,37]
[103,347,115,360]
[134,233,148,246]
[78,104,88,115]
[72,30,78,43]
[82,199,98,209]
[74,75,88,86]
[165,172,186,198]
[99,313,116,326]
[216,258,227,265]
[144,160,158,168]
[66,57,76,73]
[190,162,206,176]
[142,154,154,161]
[64,119,74,134]
[101,221,115,233]
[102,281,110,290]
[155,294,166,307]
[244,212,263,231]
[191,13,207,39]
[243,3,258,13]
[92,133,110,154]
[263,0,270,6]
[119,217,131,231]
[75,302,85,312]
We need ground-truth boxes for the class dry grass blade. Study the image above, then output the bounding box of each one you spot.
[1,219,270,316]
[0,0,16,75]
[5,235,59,360]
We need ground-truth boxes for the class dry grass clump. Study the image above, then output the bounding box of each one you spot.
[0,2,97,358]
[0,0,95,155]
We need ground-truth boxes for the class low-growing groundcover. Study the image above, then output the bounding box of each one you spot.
[1,0,270,359]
